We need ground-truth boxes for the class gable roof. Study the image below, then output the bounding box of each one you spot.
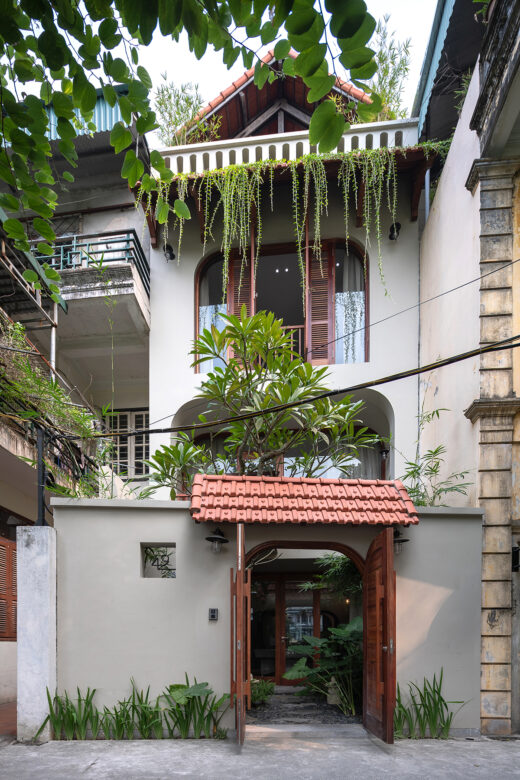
[193,50,370,140]
[190,474,418,526]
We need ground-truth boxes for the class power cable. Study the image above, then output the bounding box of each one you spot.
[148,258,520,428]
[60,334,520,442]
[307,258,520,358]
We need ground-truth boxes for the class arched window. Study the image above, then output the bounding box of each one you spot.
[196,241,368,367]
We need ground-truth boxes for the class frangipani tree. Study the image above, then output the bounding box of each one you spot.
[144,307,380,498]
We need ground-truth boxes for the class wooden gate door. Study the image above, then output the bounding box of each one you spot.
[230,523,251,745]
[363,527,396,744]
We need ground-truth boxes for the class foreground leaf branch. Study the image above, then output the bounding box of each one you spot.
[0,0,384,253]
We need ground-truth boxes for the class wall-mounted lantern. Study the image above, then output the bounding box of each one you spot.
[205,528,229,554]
[164,244,175,262]
[389,222,401,241]
[393,528,409,555]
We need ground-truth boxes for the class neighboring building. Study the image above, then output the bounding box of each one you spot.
[415,0,520,736]
[0,90,153,702]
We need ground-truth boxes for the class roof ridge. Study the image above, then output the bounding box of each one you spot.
[193,49,369,124]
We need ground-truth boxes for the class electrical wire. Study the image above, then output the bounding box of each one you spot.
[307,258,520,358]
[60,334,520,442]
[147,258,520,428]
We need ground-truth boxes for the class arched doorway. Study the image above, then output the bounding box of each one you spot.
[232,530,396,745]
[247,542,364,690]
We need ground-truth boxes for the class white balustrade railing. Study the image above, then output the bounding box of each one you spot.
[160,118,418,176]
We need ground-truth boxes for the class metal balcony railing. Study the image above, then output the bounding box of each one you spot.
[30,229,150,296]
[161,119,419,176]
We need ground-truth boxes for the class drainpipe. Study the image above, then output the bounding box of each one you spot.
[50,302,58,371]
[424,169,431,222]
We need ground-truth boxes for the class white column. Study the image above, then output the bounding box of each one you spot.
[16,526,56,743]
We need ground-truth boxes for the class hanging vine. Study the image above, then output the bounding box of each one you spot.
[136,141,446,296]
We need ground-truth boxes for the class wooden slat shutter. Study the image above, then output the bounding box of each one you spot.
[0,538,17,641]
[306,243,334,364]
[228,255,253,317]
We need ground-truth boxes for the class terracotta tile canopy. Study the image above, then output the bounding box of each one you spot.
[190,474,418,526]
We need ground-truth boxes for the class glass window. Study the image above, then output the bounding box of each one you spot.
[334,245,366,364]
[105,409,149,479]
[198,256,227,370]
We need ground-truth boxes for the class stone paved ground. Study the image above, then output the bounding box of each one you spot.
[248,686,360,725]
[1,725,520,779]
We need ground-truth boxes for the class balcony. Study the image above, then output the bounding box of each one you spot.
[162,119,419,176]
[31,229,150,297]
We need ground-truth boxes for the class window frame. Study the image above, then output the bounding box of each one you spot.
[104,407,150,480]
[194,238,369,369]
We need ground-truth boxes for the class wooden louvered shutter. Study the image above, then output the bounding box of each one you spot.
[228,254,253,317]
[306,242,334,364]
[0,538,16,641]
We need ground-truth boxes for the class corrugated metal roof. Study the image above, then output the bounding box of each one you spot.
[412,0,456,135]
[46,98,124,141]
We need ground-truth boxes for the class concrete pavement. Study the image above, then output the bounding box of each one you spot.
[1,724,520,779]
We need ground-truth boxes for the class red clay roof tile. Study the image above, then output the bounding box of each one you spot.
[189,475,418,526]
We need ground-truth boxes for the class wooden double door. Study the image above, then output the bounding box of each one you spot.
[231,526,396,746]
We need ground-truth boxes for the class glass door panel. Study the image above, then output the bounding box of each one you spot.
[251,579,277,678]
[283,580,316,675]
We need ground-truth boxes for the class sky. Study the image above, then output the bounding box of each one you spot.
[138,0,438,143]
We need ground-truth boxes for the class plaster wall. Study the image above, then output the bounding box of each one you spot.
[52,499,482,734]
[419,68,481,504]
[149,175,420,479]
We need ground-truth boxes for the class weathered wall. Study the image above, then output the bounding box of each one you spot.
[16,526,56,743]
[419,68,481,505]
[49,499,482,735]
[149,175,420,481]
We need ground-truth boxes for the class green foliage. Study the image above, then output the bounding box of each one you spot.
[364,15,411,122]
[400,409,472,506]
[394,670,466,739]
[0,311,98,439]
[250,678,275,706]
[1,0,382,253]
[143,309,380,498]
[300,553,362,597]
[141,142,444,293]
[454,69,473,117]
[154,76,221,147]
[35,687,98,741]
[283,618,363,716]
[161,676,229,739]
[36,678,229,740]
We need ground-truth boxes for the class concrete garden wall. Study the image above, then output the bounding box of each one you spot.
[17,499,482,739]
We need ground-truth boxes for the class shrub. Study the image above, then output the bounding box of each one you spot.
[394,670,466,739]
[283,617,363,716]
[250,679,275,706]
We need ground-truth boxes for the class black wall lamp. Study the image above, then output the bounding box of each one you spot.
[389,222,401,241]
[393,528,409,555]
[205,528,229,554]
[164,244,175,262]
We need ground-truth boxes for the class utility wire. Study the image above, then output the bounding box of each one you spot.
[60,334,520,442]
[307,258,520,358]
[148,258,520,428]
